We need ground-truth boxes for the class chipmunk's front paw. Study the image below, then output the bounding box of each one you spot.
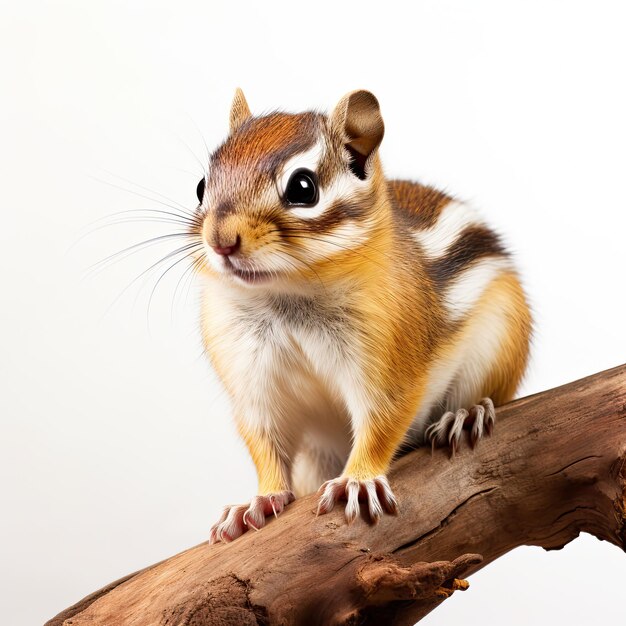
[316,475,398,524]
[425,397,496,456]
[209,490,295,544]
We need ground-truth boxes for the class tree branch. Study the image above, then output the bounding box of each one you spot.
[46,364,626,626]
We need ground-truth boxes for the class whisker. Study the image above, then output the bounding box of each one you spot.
[85,232,199,278]
[98,169,195,213]
[68,209,200,256]
[187,257,206,301]
[179,256,206,313]
[178,137,207,177]
[101,241,203,322]
[183,114,211,163]
[147,247,203,328]
[86,207,198,226]
[171,254,204,322]
[90,175,197,218]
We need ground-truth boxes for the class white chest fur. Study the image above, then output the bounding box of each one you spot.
[202,283,368,437]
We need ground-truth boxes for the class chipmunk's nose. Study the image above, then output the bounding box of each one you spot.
[211,235,241,257]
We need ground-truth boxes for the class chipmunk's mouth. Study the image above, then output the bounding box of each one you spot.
[221,257,273,285]
[230,266,272,284]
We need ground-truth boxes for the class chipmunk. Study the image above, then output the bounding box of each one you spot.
[195,89,532,543]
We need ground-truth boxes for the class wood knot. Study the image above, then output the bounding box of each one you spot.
[356,553,482,605]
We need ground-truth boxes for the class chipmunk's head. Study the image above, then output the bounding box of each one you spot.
[195,89,387,288]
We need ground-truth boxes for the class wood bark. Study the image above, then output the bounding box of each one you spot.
[46,364,626,625]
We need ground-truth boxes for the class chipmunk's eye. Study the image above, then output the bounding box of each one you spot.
[284,168,318,207]
[196,178,205,203]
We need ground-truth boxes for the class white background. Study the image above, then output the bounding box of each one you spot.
[2,1,625,625]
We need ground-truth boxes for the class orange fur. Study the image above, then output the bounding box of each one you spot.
[239,425,290,495]
[200,90,533,539]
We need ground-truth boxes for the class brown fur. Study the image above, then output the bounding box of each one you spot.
[197,90,532,536]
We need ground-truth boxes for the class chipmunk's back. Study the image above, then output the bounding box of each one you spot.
[388,179,513,312]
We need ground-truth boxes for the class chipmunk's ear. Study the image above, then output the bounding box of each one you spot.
[331,90,384,179]
[229,87,251,133]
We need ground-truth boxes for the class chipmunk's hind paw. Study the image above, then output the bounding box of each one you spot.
[425,397,496,456]
[209,490,295,544]
[316,475,398,524]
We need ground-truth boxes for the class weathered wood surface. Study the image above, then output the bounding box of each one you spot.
[46,364,626,625]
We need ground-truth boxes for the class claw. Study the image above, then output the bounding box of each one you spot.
[269,495,279,519]
[365,481,383,523]
[375,476,399,515]
[470,404,485,447]
[426,398,496,455]
[481,398,496,435]
[448,408,468,457]
[345,479,361,524]
[209,490,295,544]
[317,475,398,524]
[242,509,261,531]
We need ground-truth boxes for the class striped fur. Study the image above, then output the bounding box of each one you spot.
[200,90,532,540]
